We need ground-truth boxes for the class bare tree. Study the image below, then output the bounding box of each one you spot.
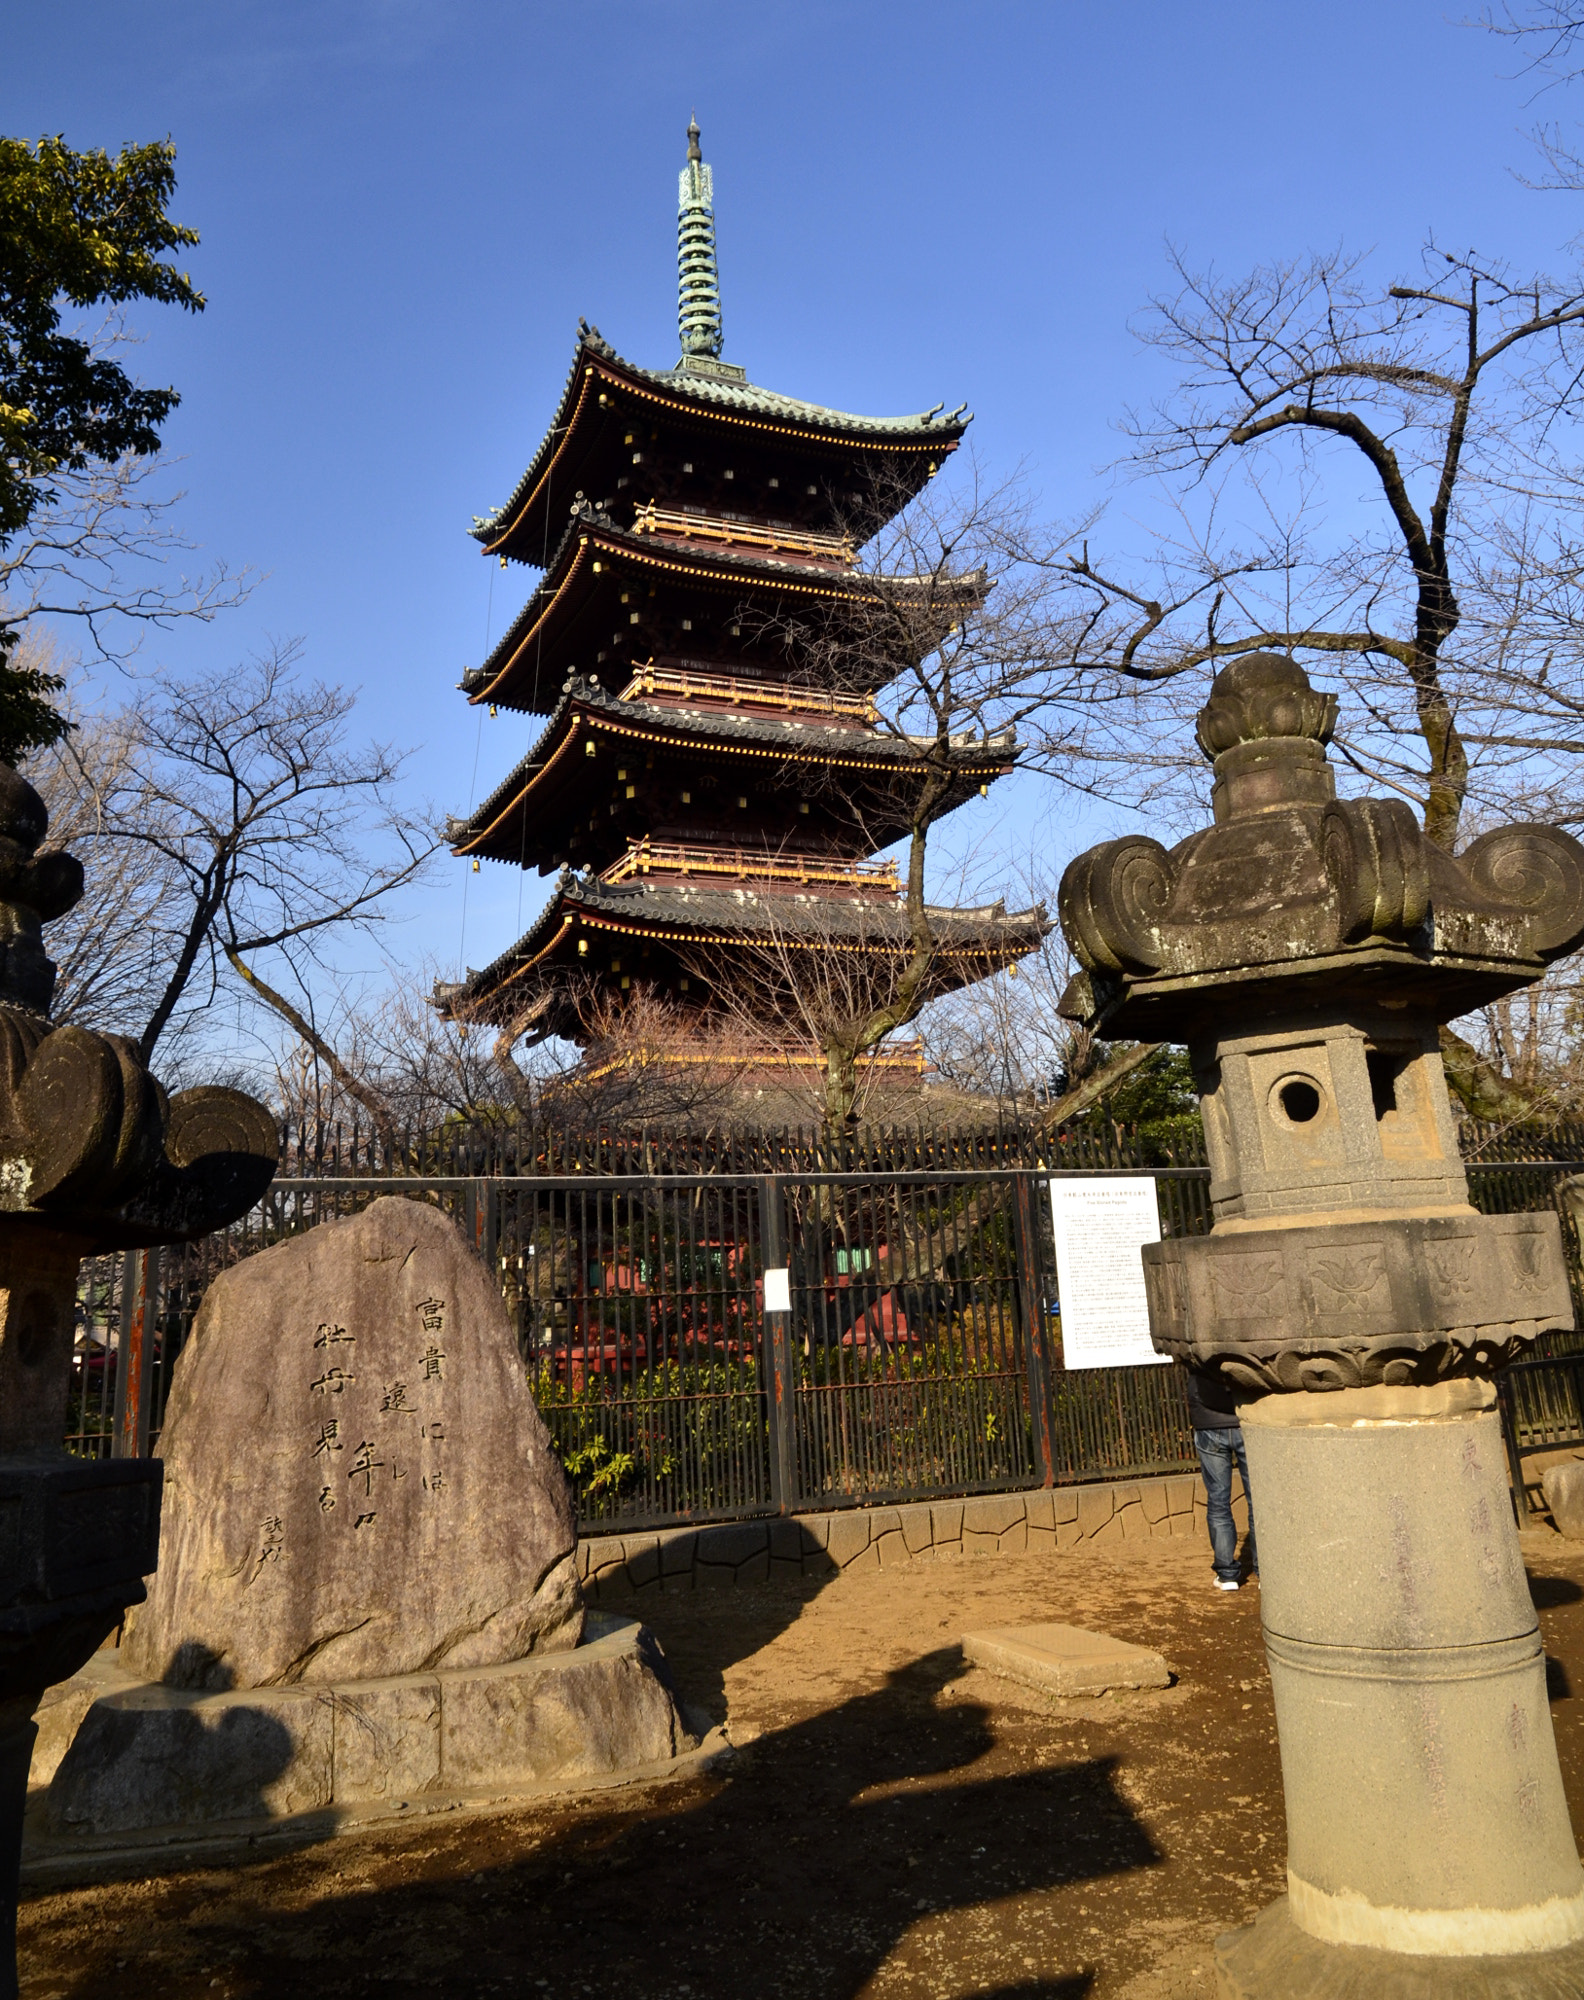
[532,978,757,1129]
[917,857,1179,1132]
[23,642,438,1134]
[257,964,764,1146]
[681,874,1044,1133]
[918,854,1079,1114]
[1043,247,1584,852]
[1013,240,1584,1114]
[1,424,250,677]
[260,962,526,1148]
[1484,4,1584,184]
[735,460,1062,1126]
[17,632,185,1032]
[112,643,435,1064]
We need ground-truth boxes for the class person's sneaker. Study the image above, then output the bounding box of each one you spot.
[1215,1578,1240,1591]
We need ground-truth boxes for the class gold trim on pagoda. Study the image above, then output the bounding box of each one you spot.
[620,662,877,723]
[629,502,855,566]
[599,838,899,893]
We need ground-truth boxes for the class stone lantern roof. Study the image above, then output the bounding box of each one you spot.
[1058,653,1584,1039]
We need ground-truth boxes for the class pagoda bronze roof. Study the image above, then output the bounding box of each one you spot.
[449,680,1019,870]
[436,869,1047,1033]
[471,329,971,567]
[461,503,974,716]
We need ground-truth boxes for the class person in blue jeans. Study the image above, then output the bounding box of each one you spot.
[1187,1366,1257,1590]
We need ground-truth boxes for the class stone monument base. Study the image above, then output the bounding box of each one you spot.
[23,1613,695,1865]
[1216,1898,1584,1999]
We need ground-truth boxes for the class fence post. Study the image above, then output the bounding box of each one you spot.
[112,1247,161,1459]
[1012,1174,1056,1487]
[759,1176,796,1514]
[1497,1374,1531,1527]
[474,1179,499,1273]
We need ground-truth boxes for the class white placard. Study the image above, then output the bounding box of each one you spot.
[763,1267,791,1314]
[1048,1177,1169,1369]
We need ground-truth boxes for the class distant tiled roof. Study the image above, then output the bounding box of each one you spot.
[462,504,907,702]
[469,331,971,553]
[450,679,1018,849]
[462,503,989,714]
[562,873,1045,946]
[437,867,1048,1017]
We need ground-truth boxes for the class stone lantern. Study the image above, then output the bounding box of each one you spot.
[1059,655,1584,1995]
[0,763,277,2000]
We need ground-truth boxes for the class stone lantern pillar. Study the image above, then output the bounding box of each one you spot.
[0,764,277,2000]
[1059,656,1584,1995]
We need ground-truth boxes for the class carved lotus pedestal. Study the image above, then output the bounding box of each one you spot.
[1058,656,1584,1996]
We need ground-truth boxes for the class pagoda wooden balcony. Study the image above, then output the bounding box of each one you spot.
[599,838,899,894]
[620,661,878,723]
[629,501,855,566]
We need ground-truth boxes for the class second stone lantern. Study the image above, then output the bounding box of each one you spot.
[1059,655,1584,1997]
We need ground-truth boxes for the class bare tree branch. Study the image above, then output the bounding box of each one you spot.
[224,946,398,1158]
[1035,1040,1165,1134]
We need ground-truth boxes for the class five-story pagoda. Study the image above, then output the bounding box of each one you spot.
[439,124,1042,1056]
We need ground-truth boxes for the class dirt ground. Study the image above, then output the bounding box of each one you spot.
[19,1527,1584,2000]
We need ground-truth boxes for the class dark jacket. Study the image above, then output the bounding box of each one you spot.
[1185,1365,1241,1432]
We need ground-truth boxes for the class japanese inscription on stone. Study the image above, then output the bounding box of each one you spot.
[122,1196,582,1689]
[300,1292,450,1541]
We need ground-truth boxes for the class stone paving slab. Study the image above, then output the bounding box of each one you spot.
[961,1622,1172,1697]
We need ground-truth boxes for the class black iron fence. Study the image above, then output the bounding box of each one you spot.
[266,1111,1204,1178]
[62,1122,1584,1531]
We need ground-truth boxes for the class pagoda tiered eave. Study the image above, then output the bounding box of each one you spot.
[449,680,1018,871]
[461,507,976,716]
[435,869,1048,1037]
[471,333,971,566]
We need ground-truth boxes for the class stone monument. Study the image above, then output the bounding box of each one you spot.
[121,1195,583,1686]
[0,761,278,2000]
[41,1196,691,1841]
[1059,655,1584,1996]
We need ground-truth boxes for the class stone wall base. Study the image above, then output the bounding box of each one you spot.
[25,1613,692,1857]
[578,1471,1248,1596]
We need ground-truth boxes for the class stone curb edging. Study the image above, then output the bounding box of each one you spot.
[577,1472,1249,1595]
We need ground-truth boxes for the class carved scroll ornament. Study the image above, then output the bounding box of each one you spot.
[1320,797,1430,943]
[1058,835,1175,975]
[0,764,279,1250]
[1460,824,1584,960]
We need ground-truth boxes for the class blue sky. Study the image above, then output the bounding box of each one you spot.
[6,0,1581,992]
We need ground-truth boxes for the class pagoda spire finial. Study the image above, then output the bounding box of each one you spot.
[677,118,723,361]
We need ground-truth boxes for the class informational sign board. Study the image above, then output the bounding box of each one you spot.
[1048,1177,1169,1370]
[763,1267,792,1314]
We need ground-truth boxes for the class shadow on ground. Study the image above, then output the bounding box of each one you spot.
[43,1646,1158,2000]
[963,1985,1094,1999]
[627,1568,835,1726]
